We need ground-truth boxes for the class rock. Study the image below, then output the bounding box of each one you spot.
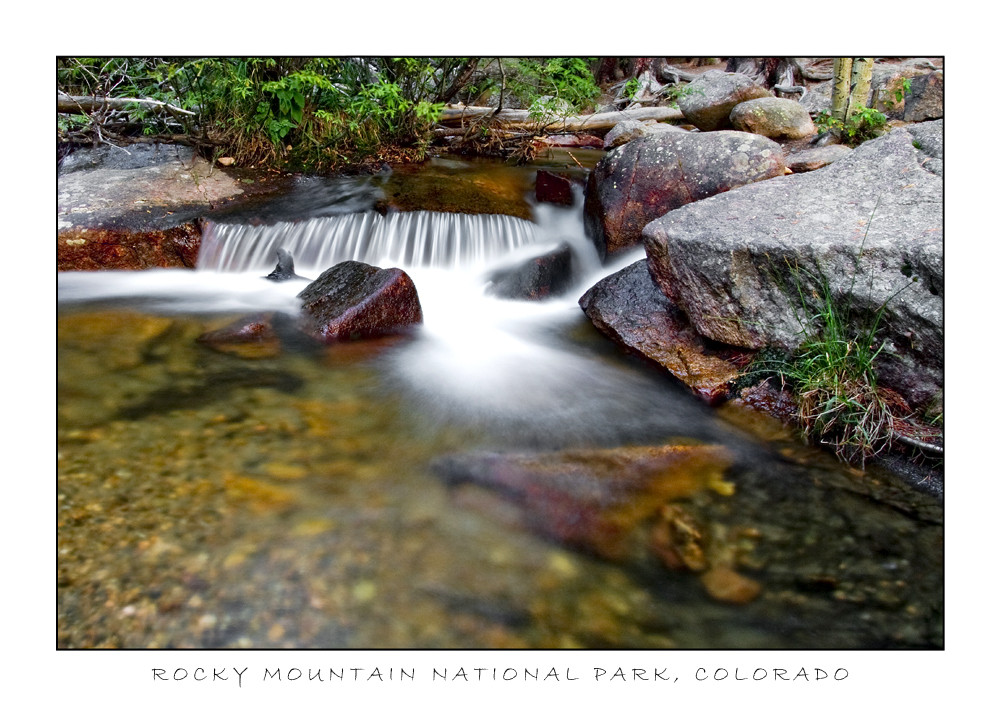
[785,144,853,173]
[649,504,708,571]
[264,248,308,282]
[534,170,574,206]
[906,119,943,176]
[57,223,201,271]
[57,143,244,233]
[643,126,942,411]
[486,242,575,300]
[297,261,422,343]
[676,70,771,131]
[603,120,648,149]
[799,80,832,116]
[730,97,816,140]
[584,131,787,259]
[903,71,943,122]
[603,120,688,149]
[579,260,749,404]
[431,444,734,561]
[870,65,924,119]
[699,565,762,604]
[197,314,281,358]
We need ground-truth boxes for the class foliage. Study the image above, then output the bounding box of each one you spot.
[814,106,888,146]
[893,77,913,104]
[57,57,604,171]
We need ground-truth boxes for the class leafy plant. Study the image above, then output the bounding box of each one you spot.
[814,106,889,146]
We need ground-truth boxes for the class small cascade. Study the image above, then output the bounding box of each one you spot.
[198,211,542,273]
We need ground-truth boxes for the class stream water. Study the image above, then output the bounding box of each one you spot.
[56,155,943,649]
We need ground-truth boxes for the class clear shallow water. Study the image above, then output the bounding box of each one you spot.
[57,162,942,649]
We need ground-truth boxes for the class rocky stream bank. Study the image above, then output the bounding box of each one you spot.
[56,58,944,648]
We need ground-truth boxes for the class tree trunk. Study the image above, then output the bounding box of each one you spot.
[847,58,874,119]
[831,58,854,124]
[58,94,196,117]
[435,105,684,135]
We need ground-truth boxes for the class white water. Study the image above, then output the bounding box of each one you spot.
[57,199,694,447]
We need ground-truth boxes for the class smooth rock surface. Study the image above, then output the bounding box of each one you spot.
[676,70,771,131]
[297,261,422,343]
[730,97,816,140]
[584,131,787,259]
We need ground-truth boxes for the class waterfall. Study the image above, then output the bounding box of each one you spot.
[198,211,542,274]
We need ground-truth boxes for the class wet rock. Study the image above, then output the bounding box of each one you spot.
[785,144,853,173]
[676,70,772,131]
[534,170,574,206]
[584,131,786,259]
[486,242,575,300]
[649,504,708,571]
[297,261,422,343]
[699,565,762,604]
[57,223,201,271]
[197,314,281,358]
[730,97,816,140]
[579,260,750,404]
[432,444,733,561]
[731,379,800,427]
[643,127,942,411]
[265,248,308,282]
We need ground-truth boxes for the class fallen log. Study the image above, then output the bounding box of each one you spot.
[57,94,197,117]
[437,105,685,134]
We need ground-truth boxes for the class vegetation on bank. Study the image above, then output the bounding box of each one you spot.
[57,57,603,171]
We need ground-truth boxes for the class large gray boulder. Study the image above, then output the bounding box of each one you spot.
[643,126,942,411]
[584,130,787,259]
[676,70,771,131]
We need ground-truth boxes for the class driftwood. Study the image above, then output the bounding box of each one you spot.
[58,94,197,117]
[436,105,685,135]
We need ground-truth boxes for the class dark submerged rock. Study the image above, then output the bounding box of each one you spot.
[486,242,575,300]
[297,261,422,343]
[431,444,734,561]
[584,130,786,259]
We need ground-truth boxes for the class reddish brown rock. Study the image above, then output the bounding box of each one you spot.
[583,130,786,259]
[197,314,281,359]
[297,261,422,343]
[579,260,752,404]
[432,444,733,561]
[57,223,201,271]
[534,170,574,207]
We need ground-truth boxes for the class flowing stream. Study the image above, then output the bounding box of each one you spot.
[57,157,943,649]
